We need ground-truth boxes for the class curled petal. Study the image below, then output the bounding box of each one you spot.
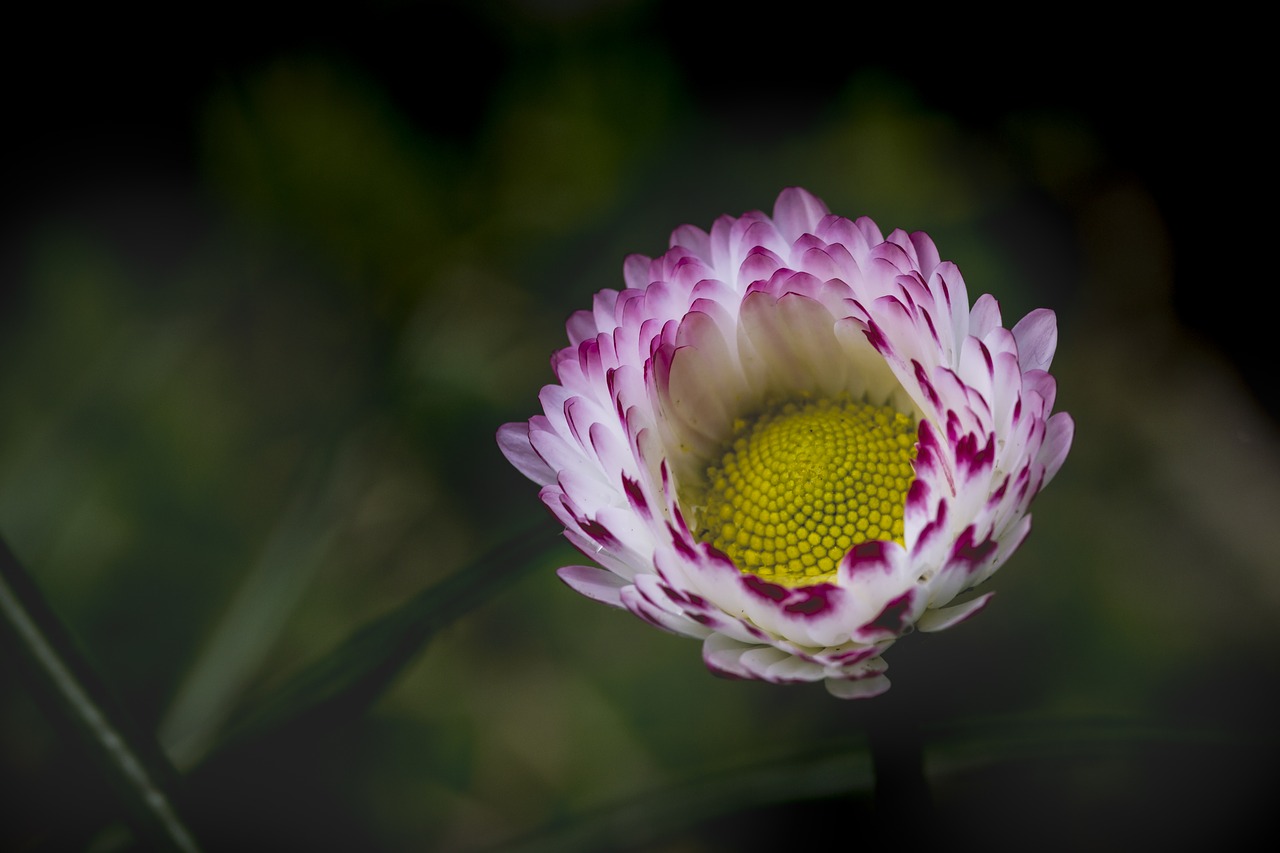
[557,566,629,608]
[917,592,995,632]
[497,422,554,485]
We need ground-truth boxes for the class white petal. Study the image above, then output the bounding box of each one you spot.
[825,673,891,700]
[670,223,711,258]
[738,646,793,678]
[566,309,598,347]
[496,422,554,484]
[737,290,844,397]
[969,293,1003,338]
[916,592,995,632]
[764,653,827,683]
[701,633,756,679]
[620,585,710,639]
[624,254,655,291]
[773,186,830,242]
[1012,308,1058,372]
[666,311,748,440]
[557,566,629,608]
[1039,411,1075,484]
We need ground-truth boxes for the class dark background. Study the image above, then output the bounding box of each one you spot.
[6,4,1270,417]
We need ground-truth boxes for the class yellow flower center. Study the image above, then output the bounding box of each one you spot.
[693,397,918,587]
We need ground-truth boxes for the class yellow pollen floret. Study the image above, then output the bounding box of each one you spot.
[693,397,918,587]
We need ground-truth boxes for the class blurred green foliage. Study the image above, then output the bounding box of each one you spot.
[2,3,1276,851]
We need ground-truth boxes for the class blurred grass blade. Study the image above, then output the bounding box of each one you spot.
[201,517,564,759]
[485,715,1264,853]
[158,447,350,772]
[0,535,202,852]
[486,741,876,853]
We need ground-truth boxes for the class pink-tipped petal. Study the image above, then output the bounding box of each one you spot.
[497,422,555,485]
[1012,308,1059,372]
[773,186,831,242]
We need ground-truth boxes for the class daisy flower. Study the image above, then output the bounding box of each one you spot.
[498,187,1073,698]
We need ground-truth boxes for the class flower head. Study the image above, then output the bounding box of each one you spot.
[499,188,1073,698]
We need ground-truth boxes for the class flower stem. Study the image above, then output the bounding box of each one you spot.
[0,534,201,852]
[867,699,937,844]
